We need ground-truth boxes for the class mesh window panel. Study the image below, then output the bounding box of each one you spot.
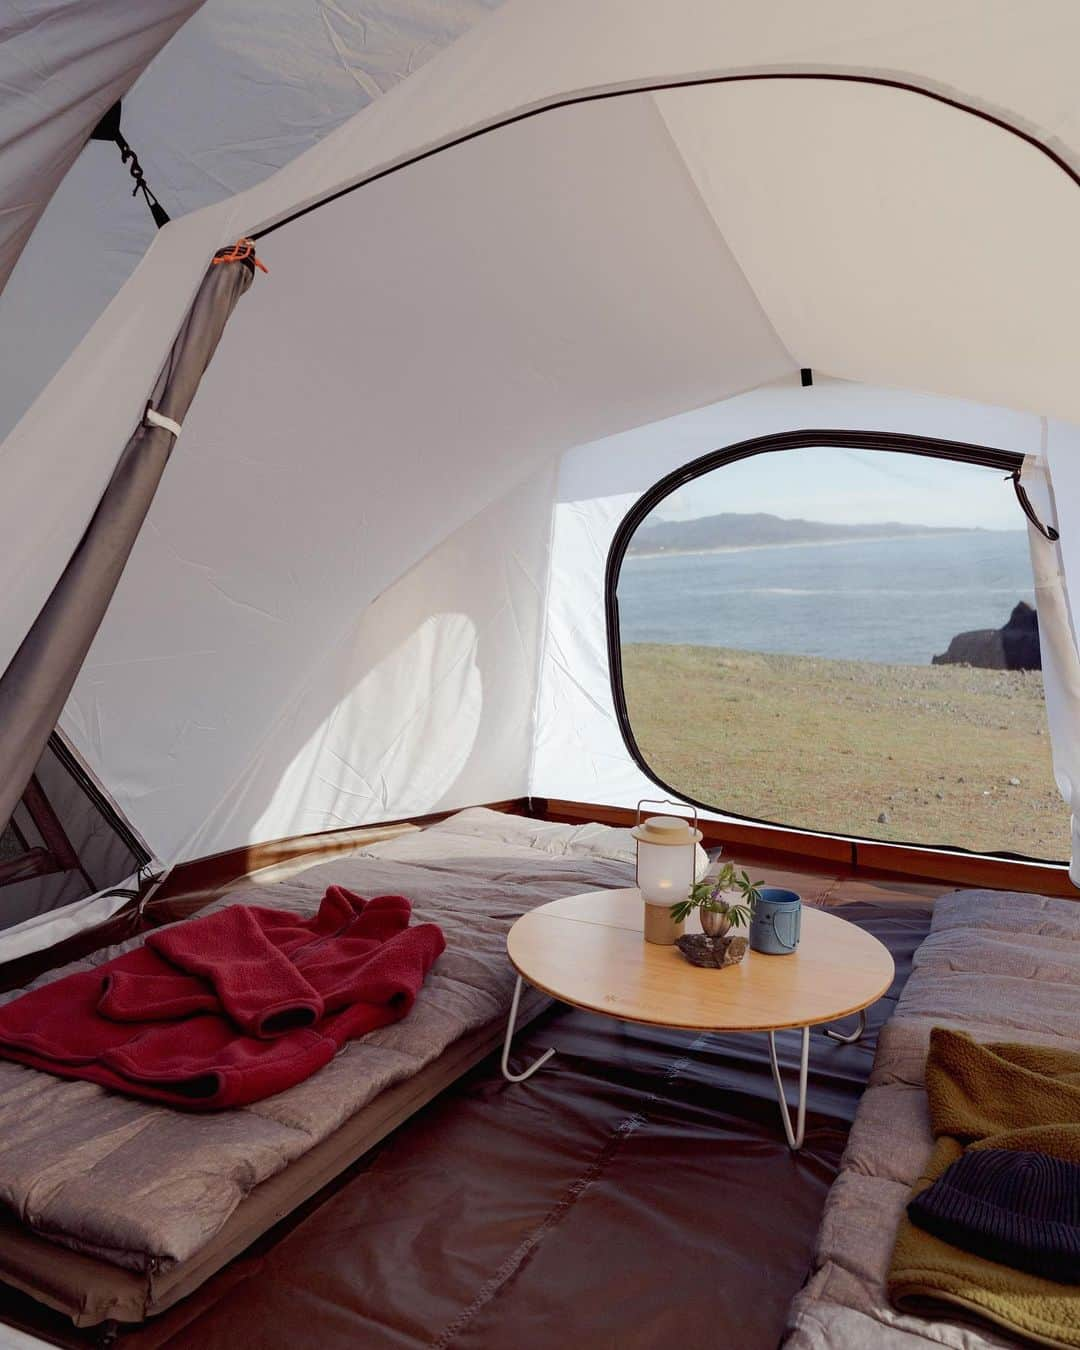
[0,735,147,932]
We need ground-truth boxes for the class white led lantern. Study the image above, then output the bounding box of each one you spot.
[632,801,703,945]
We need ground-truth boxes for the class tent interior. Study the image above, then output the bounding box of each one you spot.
[3,3,1080,1348]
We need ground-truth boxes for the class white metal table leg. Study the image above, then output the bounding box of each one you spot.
[767,1026,810,1150]
[501,975,556,1082]
[824,1008,868,1044]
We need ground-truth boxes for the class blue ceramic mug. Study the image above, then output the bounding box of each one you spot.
[749,888,802,954]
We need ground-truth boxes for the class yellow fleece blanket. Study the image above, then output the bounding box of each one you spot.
[888,1027,1080,1349]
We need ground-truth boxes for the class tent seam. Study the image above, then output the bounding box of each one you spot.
[646,90,798,371]
[525,459,561,802]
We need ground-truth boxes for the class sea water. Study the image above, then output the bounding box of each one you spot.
[618,531,1033,667]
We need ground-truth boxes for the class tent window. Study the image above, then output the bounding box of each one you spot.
[609,437,1070,862]
[0,736,149,931]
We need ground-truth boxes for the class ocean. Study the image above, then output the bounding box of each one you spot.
[618,531,1033,666]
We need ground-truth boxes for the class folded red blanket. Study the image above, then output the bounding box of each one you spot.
[0,888,445,1109]
[100,904,326,1036]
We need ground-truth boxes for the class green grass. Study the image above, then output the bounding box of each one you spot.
[622,643,1070,862]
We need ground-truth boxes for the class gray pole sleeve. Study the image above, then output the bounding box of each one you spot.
[0,248,256,835]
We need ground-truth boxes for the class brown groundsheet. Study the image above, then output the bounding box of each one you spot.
[0,903,930,1350]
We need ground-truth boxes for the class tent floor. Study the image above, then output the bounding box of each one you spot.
[0,859,941,1350]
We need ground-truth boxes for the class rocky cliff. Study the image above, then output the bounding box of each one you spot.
[932,601,1040,671]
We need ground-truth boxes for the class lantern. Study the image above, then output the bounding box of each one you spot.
[632,804,702,946]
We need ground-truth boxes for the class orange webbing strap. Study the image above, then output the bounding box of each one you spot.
[211,238,268,273]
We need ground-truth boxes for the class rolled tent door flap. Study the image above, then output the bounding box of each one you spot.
[1023,452,1080,886]
[0,242,258,840]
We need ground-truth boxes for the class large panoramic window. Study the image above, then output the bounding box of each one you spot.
[612,440,1069,860]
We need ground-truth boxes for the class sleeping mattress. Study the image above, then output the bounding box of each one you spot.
[0,810,637,1325]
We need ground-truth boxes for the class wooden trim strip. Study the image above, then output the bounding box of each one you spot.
[5,791,1074,996]
[532,797,1080,898]
[534,797,851,865]
[147,799,532,913]
[0,800,532,990]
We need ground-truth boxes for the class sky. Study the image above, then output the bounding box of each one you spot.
[652,445,1024,530]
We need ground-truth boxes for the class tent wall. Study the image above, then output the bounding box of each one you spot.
[10,0,1080,699]
[127,461,559,862]
[6,1,1080,891]
[54,92,791,866]
[0,247,255,836]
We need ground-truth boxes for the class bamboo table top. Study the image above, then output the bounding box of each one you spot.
[506,888,895,1032]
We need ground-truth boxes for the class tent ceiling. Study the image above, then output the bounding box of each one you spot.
[656,80,1080,424]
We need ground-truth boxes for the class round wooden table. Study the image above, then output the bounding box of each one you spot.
[502,888,894,1149]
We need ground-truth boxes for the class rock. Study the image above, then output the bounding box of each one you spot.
[932,601,1040,671]
[932,627,1006,669]
[1001,602,1041,670]
[1008,776,1021,787]
[675,934,748,969]
[877,811,889,823]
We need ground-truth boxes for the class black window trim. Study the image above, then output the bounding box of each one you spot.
[603,426,1067,867]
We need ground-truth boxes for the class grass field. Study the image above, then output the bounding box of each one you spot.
[622,643,1070,861]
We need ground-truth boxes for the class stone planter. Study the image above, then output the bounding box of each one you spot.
[676,933,748,968]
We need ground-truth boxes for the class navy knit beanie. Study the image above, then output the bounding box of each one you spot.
[908,1149,1080,1284]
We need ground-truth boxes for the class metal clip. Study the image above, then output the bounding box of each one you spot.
[1009,470,1059,542]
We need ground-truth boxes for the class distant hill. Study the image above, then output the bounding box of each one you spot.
[626,512,978,556]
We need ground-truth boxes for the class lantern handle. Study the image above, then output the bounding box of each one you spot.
[634,798,702,903]
[635,797,699,832]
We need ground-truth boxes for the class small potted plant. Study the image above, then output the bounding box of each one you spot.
[669,863,764,938]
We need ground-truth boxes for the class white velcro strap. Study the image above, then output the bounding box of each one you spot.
[144,406,182,438]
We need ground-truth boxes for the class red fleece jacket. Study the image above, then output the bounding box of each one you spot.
[0,888,445,1110]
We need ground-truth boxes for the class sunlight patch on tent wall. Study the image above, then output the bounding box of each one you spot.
[248,613,484,846]
[613,444,1070,862]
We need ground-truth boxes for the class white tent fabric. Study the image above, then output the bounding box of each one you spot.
[0,0,505,444]
[57,89,790,862]
[0,877,139,964]
[0,0,202,298]
[1024,444,1080,883]
[3,0,1080,917]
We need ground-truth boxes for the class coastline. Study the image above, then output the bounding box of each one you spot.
[624,529,1013,562]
